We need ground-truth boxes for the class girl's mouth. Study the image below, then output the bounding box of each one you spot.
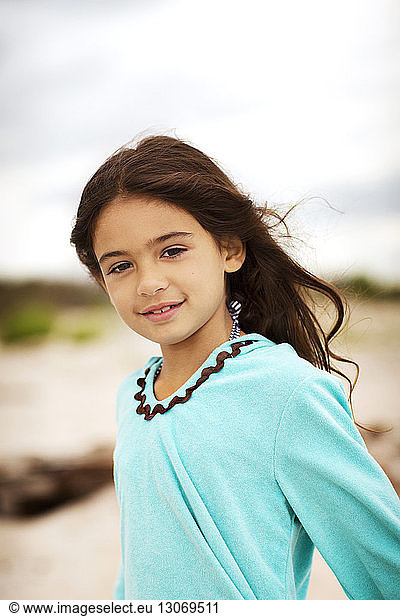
[141,301,185,322]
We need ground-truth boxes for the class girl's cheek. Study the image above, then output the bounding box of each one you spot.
[107,272,130,289]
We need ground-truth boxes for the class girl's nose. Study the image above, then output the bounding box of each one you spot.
[136,273,169,297]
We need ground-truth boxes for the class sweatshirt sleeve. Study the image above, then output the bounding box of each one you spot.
[113,560,125,599]
[112,375,133,600]
[273,371,400,600]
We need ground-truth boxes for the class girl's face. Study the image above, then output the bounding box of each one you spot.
[92,195,245,346]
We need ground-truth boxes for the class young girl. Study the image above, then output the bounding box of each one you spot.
[70,134,400,601]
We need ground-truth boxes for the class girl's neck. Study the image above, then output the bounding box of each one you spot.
[154,328,247,402]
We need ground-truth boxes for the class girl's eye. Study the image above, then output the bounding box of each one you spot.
[107,247,187,275]
[162,247,187,259]
[108,262,131,275]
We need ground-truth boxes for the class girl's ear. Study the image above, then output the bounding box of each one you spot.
[223,235,246,274]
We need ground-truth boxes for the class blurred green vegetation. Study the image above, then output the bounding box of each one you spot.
[0,279,108,316]
[0,279,111,346]
[333,274,400,300]
[1,302,56,344]
[53,308,108,344]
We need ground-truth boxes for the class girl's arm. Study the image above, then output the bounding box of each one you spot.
[273,371,400,600]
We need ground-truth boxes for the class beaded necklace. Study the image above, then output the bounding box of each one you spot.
[134,300,257,421]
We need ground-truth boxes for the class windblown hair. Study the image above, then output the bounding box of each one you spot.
[70,133,384,433]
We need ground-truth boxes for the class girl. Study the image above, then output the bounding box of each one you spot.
[70,134,400,601]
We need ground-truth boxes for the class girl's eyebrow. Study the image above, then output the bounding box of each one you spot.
[98,231,194,265]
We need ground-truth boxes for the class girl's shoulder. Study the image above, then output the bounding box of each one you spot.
[243,336,346,400]
[257,341,353,431]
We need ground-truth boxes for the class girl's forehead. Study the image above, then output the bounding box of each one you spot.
[93,196,204,250]
[97,196,195,225]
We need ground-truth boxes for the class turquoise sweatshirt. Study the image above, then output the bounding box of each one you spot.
[112,333,400,600]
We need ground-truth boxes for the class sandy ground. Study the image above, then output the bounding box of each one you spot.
[0,298,399,600]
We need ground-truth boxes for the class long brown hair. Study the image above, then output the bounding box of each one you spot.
[70,133,387,434]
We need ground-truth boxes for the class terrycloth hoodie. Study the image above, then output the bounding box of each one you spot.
[112,333,400,600]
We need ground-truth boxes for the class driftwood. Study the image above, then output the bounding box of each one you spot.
[0,445,113,517]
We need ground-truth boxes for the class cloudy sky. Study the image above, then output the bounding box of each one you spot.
[1,0,399,283]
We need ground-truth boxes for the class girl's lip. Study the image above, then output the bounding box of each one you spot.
[141,301,185,322]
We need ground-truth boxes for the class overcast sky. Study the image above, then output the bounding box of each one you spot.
[1,0,399,283]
